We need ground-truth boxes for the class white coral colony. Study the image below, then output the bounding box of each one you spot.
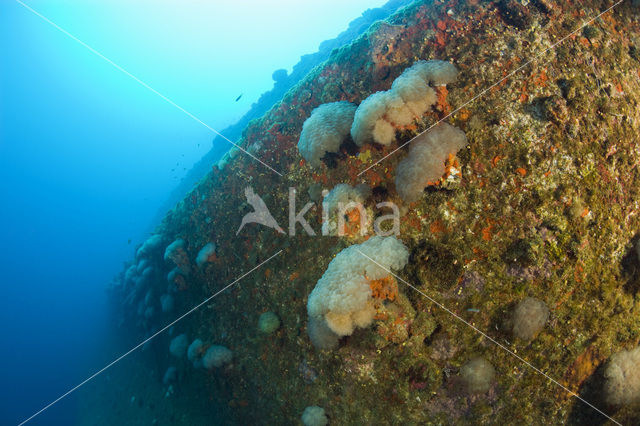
[395,122,467,202]
[297,101,357,167]
[297,60,459,166]
[307,236,409,349]
[350,60,458,146]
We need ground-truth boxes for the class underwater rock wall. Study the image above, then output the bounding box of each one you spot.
[108,0,640,424]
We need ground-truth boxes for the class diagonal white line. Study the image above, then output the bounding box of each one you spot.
[355,248,621,425]
[13,0,283,177]
[18,250,283,426]
[358,0,625,176]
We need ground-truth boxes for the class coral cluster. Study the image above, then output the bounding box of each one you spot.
[297,101,357,167]
[195,242,216,268]
[258,311,281,334]
[395,122,467,202]
[306,236,409,349]
[186,338,232,370]
[187,338,204,367]
[136,234,164,259]
[301,405,328,426]
[460,357,495,394]
[164,239,191,275]
[351,60,457,146]
[202,345,233,370]
[321,183,372,236]
[160,293,174,313]
[169,334,188,358]
[511,297,549,341]
[603,347,640,406]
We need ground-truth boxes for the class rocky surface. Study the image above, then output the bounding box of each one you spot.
[101,1,640,424]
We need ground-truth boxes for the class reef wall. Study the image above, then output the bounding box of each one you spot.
[107,0,640,424]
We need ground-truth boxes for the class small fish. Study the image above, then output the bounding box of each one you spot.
[127,239,132,244]
[235,94,243,102]
[467,308,480,312]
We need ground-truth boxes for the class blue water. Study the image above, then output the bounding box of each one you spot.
[0,1,387,424]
